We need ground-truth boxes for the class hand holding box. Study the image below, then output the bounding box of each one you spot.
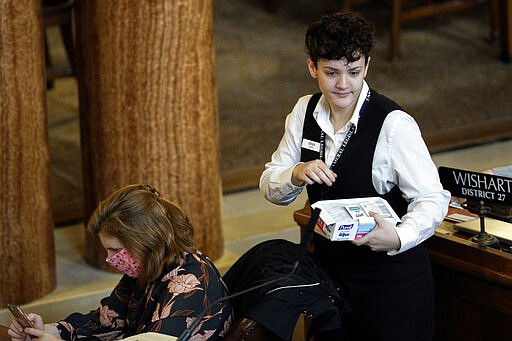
[311,197,401,241]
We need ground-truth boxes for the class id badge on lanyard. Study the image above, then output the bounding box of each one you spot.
[319,90,371,170]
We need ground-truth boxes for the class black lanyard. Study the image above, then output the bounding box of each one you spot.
[319,90,371,170]
[319,124,355,169]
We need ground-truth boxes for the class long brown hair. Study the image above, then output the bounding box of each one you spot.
[87,184,197,287]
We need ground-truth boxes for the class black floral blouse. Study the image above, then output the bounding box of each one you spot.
[56,253,233,340]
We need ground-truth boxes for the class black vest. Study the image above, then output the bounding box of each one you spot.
[300,92,430,297]
[300,90,408,218]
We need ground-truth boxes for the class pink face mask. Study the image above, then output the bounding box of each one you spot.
[106,249,141,278]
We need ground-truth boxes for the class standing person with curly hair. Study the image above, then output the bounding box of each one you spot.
[9,184,232,341]
[260,12,450,340]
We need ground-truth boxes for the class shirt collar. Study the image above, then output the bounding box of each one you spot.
[314,81,369,134]
[349,81,369,133]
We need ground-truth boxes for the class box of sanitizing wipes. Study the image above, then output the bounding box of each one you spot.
[311,197,401,241]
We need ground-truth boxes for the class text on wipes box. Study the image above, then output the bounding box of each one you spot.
[311,197,401,241]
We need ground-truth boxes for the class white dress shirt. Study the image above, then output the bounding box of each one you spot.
[493,165,512,178]
[260,82,451,255]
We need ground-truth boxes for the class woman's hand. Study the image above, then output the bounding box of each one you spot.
[20,328,62,341]
[9,314,62,341]
[9,313,44,341]
[352,212,401,252]
[8,319,28,341]
[292,160,337,186]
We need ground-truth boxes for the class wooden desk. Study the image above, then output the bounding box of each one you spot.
[294,203,512,340]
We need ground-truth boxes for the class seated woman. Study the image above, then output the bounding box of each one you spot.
[9,184,233,340]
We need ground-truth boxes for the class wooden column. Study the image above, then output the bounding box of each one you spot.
[74,0,223,270]
[0,0,56,306]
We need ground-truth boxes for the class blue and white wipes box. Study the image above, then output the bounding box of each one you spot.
[311,197,401,241]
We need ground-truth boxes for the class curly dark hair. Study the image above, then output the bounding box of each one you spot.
[305,12,375,65]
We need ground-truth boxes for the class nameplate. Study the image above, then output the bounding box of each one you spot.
[439,166,512,206]
[301,138,320,152]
